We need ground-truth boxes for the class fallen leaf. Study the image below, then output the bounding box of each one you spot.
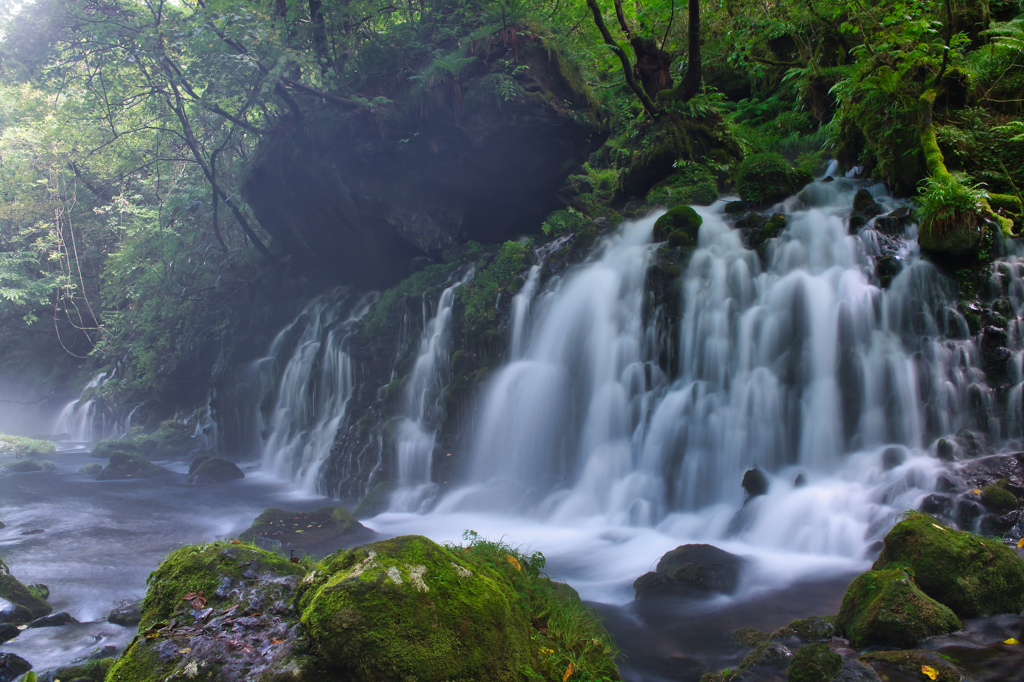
[179,648,192,653]
[191,595,207,609]
[971,488,982,495]
[563,662,574,681]
[921,665,939,680]
[1018,538,1024,549]
[230,539,242,545]
[505,555,522,571]
[1006,638,1019,644]
[271,638,285,644]
[931,524,946,531]
[294,530,303,533]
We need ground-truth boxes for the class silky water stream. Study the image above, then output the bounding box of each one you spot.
[2,170,1023,680]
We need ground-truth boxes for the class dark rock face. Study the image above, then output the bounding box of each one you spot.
[239,506,374,558]
[0,653,31,682]
[961,453,1024,496]
[243,36,608,286]
[0,623,18,643]
[28,611,77,628]
[633,543,744,599]
[742,468,769,498]
[981,326,1013,387]
[107,602,142,626]
[874,206,915,235]
[187,457,244,485]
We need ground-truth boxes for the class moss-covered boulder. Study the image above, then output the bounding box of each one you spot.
[734,153,814,206]
[186,457,244,485]
[96,452,172,480]
[92,421,195,461]
[872,512,1024,618]
[859,650,963,682]
[238,506,372,557]
[787,615,839,642]
[297,534,533,680]
[787,643,843,682]
[653,205,703,248]
[39,657,114,682]
[837,566,960,649]
[648,163,719,208]
[105,541,308,682]
[79,462,103,475]
[981,480,1019,513]
[0,457,56,473]
[0,561,52,623]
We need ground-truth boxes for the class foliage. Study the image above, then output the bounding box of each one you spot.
[542,208,591,237]
[457,240,531,340]
[917,174,990,254]
[733,152,813,205]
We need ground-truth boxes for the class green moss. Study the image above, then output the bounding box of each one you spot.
[457,240,531,341]
[542,208,590,237]
[92,421,195,461]
[297,534,533,681]
[79,462,104,475]
[0,433,56,458]
[837,566,960,648]
[354,481,394,518]
[730,626,769,647]
[873,512,1024,618]
[786,615,839,642]
[982,483,1019,513]
[653,206,702,244]
[859,650,963,682]
[0,570,52,621]
[96,452,172,480]
[105,640,165,682]
[733,153,814,206]
[50,657,114,682]
[786,643,842,682]
[989,192,1023,216]
[647,163,719,208]
[139,541,303,629]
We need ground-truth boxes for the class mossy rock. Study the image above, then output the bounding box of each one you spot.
[786,615,839,642]
[239,506,372,556]
[787,643,842,682]
[872,512,1024,618]
[353,480,394,518]
[731,626,770,647]
[0,567,52,623]
[90,439,139,459]
[634,544,744,599]
[137,541,304,629]
[79,462,104,475]
[41,657,114,682]
[186,457,244,485]
[0,434,56,458]
[653,206,702,244]
[94,422,195,461]
[96,452,172,480]
[740,640,792,669]
[733,153,813,206]
[296,534,534,681]
[859,649,963,682]
[0,457,55,473]
[837,567,960,648]
[981,483,1018,513]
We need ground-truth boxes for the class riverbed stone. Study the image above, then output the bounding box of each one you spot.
[0,622,18,643]
[0,653,31,682]
[859,649,963,682]
[0,565,52,622]
[872,511,1024,618]
[96,452,172,480]
[29,611,78,627]
[742,467,769,498]
[634,543,745,599]
[786,642,842,682]
[837,566,960,648]
[186,457,244,485]
[239,506,373,557]
[107,601,142,626]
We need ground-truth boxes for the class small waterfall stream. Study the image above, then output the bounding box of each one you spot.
[259,290,379,492]
[53,371,121,442]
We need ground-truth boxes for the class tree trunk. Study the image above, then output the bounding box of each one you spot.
[678,0,701,102]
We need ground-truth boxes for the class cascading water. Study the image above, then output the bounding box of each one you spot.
[260,290,380,492]
[53,371,121,442]
[390,268,475,512]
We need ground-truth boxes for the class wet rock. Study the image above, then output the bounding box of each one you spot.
[936,438,956,461]
[239,506,374,558]
[653,205,702,246]
[739,640,792,669]
[920,493,955,517]
[95,452,172,480]
[0,563,52,622]
[981,480,1019,513]
[874,255,900,288]
[187,453,212,475]
[786,615,839,642]
[954,429,989,459]
[0,623,18,643]
[28,611,77,627]
[38,657,115,682]
[838,566,960,648]
[873,206,915,235]
[981,326,1013,387]
[794,472,807,487]
[20,529,44,535]
[733,153,813,206]
[742,467,769,498]
[187,457,244,485]
[731,626,769,647]
[27,584,48,601]
[786,642,842,682]
[0,597,32,624]
[70,645,120,664]
[874,512,1024,618]
[833,659,882,682]
[852,189,884,217]
[78,462,103,475]
[107,602,141,626]
[725,200,754,215]
[962,453,1024,496]
[981,509,1019,536]
[0,653,31,682]
[634,544,745,599]
[881,447,905,470]
[860,649,963,682]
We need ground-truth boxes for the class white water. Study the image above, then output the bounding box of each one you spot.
[53,371,120,442]
[260,291,379,493]
[390,269,475,512]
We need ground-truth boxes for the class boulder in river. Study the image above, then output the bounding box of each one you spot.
[28,610,77,628]
[38,656,115,682]
[0,653,31,682]
[239,506,374,557]
[107,601,141,626]
[742,467,769,498]
[859,649,963,682]
[96,452,172,480]
[872,511,1024,618]
[634,543,744,599]
[837,566,960,648]
[733,153,813,207]
[0,559,52,622]
[786,642,843,682]
[186,457,244,485]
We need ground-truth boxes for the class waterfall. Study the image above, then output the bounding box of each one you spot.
[260,290,380,492]
[436,174,986,557]
[390,268,475,512]
[53,371,120,442]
